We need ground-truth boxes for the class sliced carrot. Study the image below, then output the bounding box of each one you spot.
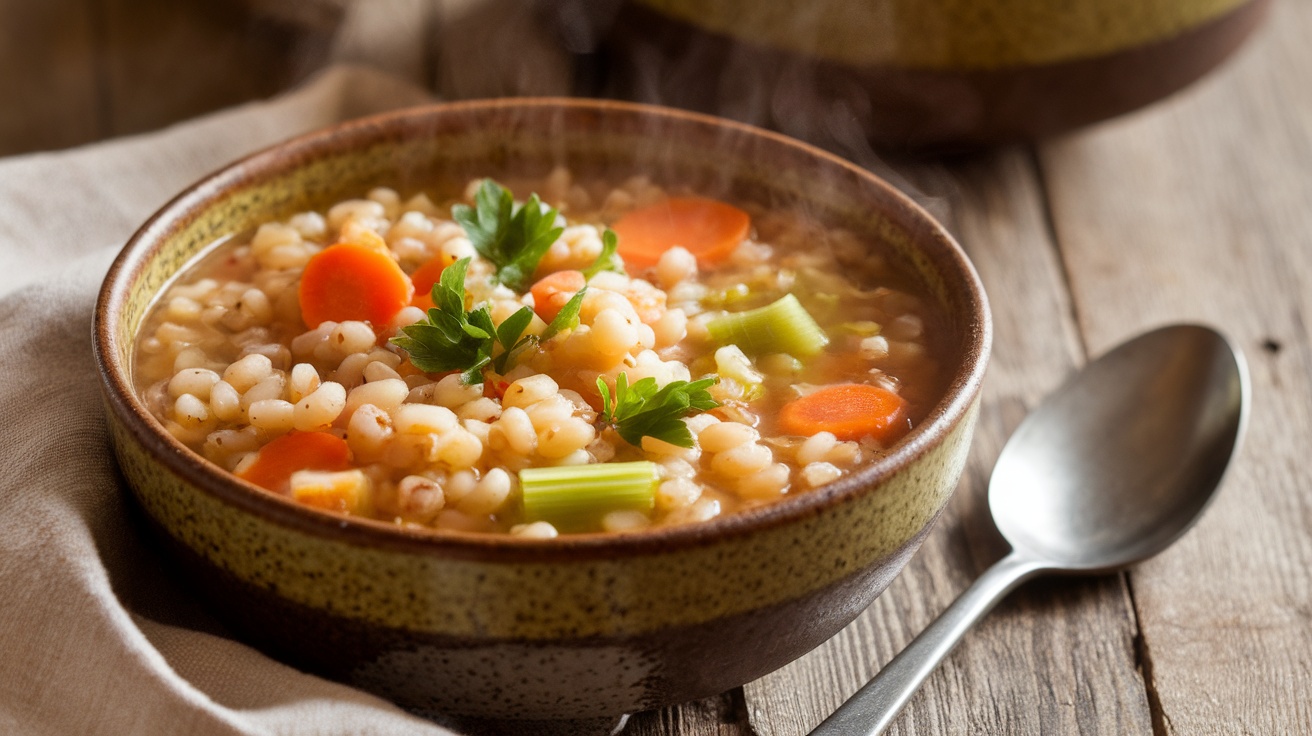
[611,196,751,269]
[409,254,448,311]
[777,383,909,443]
[298,243,413,328]
[530,269,586,323]
[236,431,352,494]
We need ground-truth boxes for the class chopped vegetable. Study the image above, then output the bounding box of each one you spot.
[530,269,586,323]
[290,469,369,514]
[582,229,624,279]
[611,196,750,268]
[706,293,829,358]
[777,383,909,442]
[496,287,586,372]
[597,372,719,448]
[702,283,761,310]
[520,461,659,530]
[408,255,449,311]
[540,288,586,342]
[834,321,883,337]
[298,243,413,328]
[393,257,584,382]
[391,258,524,382]
[453,179,563,292]
[714,345,764,390]
[237,431,351,493]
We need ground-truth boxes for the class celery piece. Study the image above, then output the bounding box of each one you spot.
[520,461,660,531]
[714,345,764,401]
[705,293,830,357]
[834,320,882,337]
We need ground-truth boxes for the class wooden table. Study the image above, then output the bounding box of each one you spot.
[5,1,1309,733]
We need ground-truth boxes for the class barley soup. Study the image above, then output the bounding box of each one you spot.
[134,170,948,536]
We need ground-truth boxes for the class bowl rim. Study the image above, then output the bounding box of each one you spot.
[94,97,991,562]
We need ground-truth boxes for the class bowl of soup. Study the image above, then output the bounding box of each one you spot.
[94,99,990,721]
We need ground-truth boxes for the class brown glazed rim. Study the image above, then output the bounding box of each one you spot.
[94,98,991,563]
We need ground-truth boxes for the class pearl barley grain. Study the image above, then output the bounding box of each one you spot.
[511,521,559,539]
[223,354,272,393]
[294,381,346,431]
[247,399,295,433]
[209,380,242,422]
[698,422,758,453]
[656,246,697,288]
[168,368,220,400]
[458,468,510,515]
[711,443,773,477]
[502,374,558,410]
[174,394,210,428]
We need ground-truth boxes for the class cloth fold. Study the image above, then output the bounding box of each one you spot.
[0,65,460,736]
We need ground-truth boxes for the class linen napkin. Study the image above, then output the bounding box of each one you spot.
[0,65,465,736]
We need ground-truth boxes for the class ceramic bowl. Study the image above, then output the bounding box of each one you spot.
[594,0,1270,148]
[93,99,991,721]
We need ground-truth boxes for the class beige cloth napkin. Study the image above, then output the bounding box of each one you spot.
[0,65,465,736]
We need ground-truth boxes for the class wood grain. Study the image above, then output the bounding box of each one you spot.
[742,150,1155,735]
[626,691,752,736]
[2,1,1309,733]
[1036,0,1312,732]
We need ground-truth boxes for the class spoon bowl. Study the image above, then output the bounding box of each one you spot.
[812,324,1249,735]
[991,324,1249,571]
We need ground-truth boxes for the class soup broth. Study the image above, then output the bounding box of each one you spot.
[134,169,950,536]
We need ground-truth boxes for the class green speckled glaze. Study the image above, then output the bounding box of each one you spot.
[94,100,991,718]
[108,402,976,639]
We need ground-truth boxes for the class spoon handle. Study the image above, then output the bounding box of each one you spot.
[809,552,1047,736]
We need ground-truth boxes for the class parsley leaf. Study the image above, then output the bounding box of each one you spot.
[541,287,586,342]
[582,229,624,280]
[452,179,564,292]
[597,372,720,448]
[392,257,538,383]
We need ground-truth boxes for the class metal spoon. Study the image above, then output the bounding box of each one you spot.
[811,323,1250,736]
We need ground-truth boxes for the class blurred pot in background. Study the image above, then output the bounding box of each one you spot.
[584,0,1269,151]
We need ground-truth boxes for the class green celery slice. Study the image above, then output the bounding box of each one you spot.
[520,461,660,530]
[705,293,830,357]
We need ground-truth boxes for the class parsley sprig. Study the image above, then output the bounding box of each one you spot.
[597,372,719,448]
[453,179,564,292]
[391,257,585,383]
[582,229,624,280]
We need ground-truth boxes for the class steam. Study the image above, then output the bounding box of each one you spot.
[433,0,952,220]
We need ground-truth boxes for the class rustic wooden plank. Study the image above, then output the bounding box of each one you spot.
[0,0,104,156]
[1036,1,1312,732]
[742,150,1155,735]
[626,691,752,736]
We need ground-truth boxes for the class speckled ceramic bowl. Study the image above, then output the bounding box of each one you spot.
[595,0,1270,148]
[94,99,990,721]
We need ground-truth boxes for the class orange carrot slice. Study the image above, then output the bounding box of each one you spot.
[530,269,586,323]
[409,255,448,311]
[777,383,909,443]
[611,196,750,269]
[298,243,413,328]
[236,431,351,494]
